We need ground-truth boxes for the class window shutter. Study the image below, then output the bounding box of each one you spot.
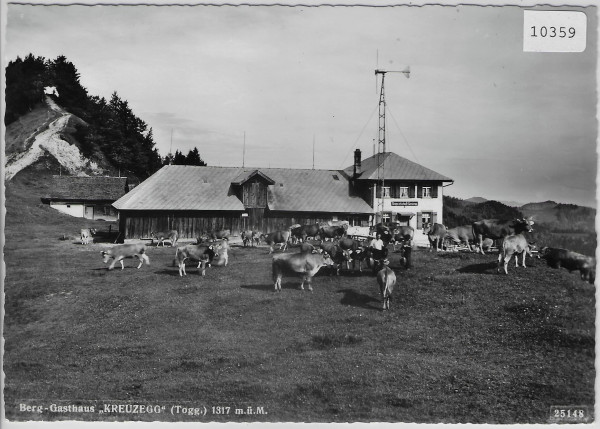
[417,185,423,198]
[432,185,438,198]
[432,212,438,224]
[417,212,423,229]
[409,185,415,198]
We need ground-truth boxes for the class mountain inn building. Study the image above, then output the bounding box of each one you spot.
[112,149,453,246]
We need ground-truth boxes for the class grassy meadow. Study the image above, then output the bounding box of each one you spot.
[3,173,596,423]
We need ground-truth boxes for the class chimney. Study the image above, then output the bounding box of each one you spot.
[353,149,362,177]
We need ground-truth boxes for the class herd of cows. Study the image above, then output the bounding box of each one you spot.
[81,216,595,310]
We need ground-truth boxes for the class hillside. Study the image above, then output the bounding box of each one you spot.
[5,96,118,180]
[5,54,164,181]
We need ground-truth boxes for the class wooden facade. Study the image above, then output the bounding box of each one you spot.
[120,209,370,241]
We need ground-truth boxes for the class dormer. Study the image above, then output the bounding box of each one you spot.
[231,170,275,208]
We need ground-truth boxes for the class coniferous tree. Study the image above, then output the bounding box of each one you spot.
[185,147,206,166]
[172,150,187,165]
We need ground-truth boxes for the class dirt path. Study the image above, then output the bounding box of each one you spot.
[5,97,102,181]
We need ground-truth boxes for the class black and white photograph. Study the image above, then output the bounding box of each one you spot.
[1,0,597,425]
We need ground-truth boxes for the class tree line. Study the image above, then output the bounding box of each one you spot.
[5,54,207,179]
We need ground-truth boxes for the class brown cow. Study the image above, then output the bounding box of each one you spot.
[497,234,536,274]
[272,252,334,292]
[150,230,178,247]
[260,230,291,253]
[101,243,150,270]
[472,218,534,255]
[423,223,446,252]
[376,262,397,310]
[541,247,595,284]
[175,243,218,276]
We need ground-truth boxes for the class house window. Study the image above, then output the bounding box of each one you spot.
[422,187,432,198]
[420,212,432,229]
[382,187,390,198]
[399,187,409,198]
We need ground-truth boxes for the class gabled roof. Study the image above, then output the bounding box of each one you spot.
[113,166,245,211]
[44,176,128,201]
[231,169,275,185]
[113,165,373,214]
[344,152,453,182]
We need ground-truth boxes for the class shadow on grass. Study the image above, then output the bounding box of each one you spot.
[241,282,315,292]
[456,261,497,275]
[337,288,380,310]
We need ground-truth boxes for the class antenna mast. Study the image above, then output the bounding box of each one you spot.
[312,134,315,169]
[374,67,410,224]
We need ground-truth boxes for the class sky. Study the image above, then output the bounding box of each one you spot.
[2,1,598,207]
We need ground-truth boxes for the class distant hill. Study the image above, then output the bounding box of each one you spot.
[444,196,596,255]
[465,197,487,204]
[465,196,523,207]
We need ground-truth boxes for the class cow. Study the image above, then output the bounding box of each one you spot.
[210,229,230,240]
[472,217,534,255]
[150,230,178,247]
[211,239,229,267]
[319,225,347,242]
[497,234,536,274]
[241,230,259,247]
[260,230,291,253]
[370,223,400,245]
[299,242,321,254]
[81,228,97,245]
[391,226,414,252]
[319,241,349,275]
[540,247,596,284]
[272,252,334,292]
[423,223,446,252]
[444,225,476,251]
[376,262,397,310]
[101,243,150,270]
[174,243,218,276]
[338,237,368,271]
[294,224,321,242]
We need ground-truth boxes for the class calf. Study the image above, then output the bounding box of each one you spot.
[376,263,397,310]
[81,228,97,245]
[101,243,150,270]
[497,234,535,274]
[541,247,596,284]
[260,230,291,253]
[150,230,178,247]
[175,243,218,276]
[272,252,334,292]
